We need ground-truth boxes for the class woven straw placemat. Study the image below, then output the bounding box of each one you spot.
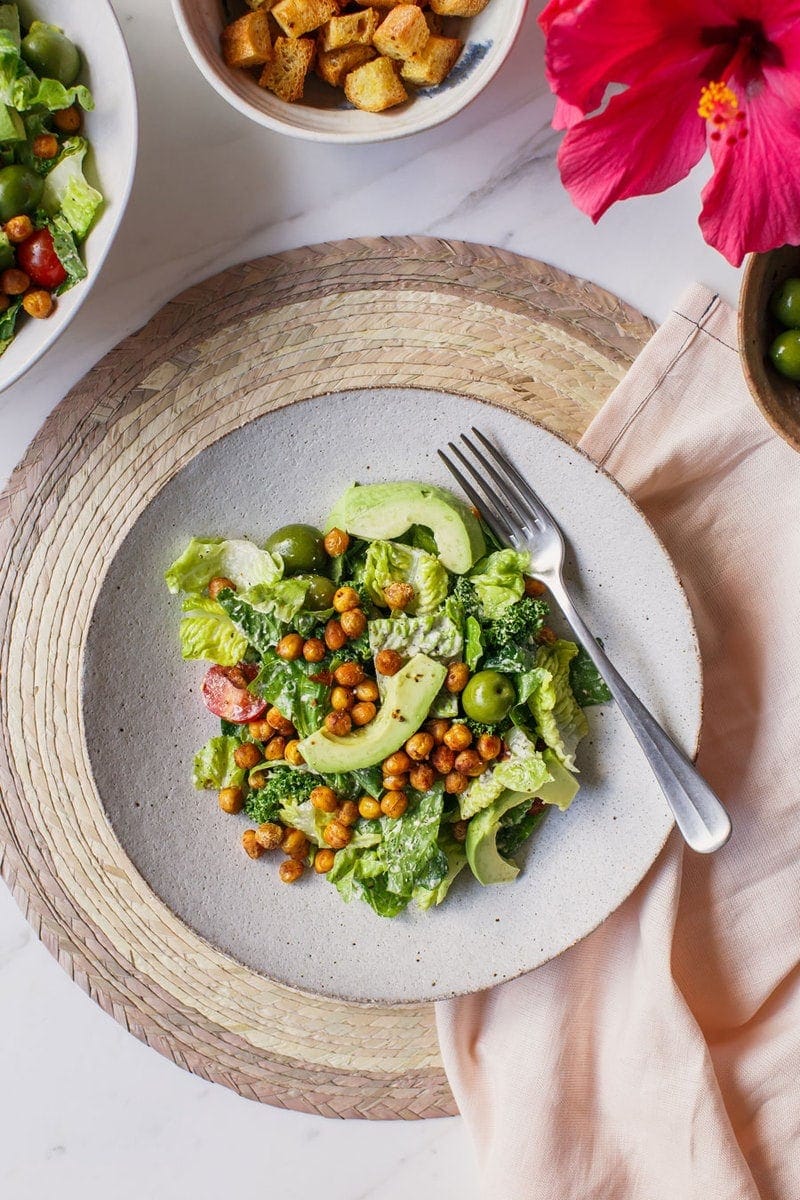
[0,237,654,1119]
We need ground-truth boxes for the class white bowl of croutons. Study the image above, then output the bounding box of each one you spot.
[172,0,527,143]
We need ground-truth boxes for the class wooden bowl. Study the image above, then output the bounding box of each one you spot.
[739,245,800,452]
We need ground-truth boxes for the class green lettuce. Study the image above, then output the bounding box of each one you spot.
[460,726,552,819]
[468,549,530,617]
[414,832,467,909]
[253,650,329,738]
[367,609,463,662]
[496,804,548,859]
[328,845,387,904]
[569,642,613,707]
[192,736,243,790]
[464,615,483,670]
[528,640,589,771]
[279,798,382,849]
[179,594,248,665]
[217,581,306,656]
[11,74,92,112]
[40,137,101,239]
[47,214,87,293]
[382,784,447,896]
[0,294,20,354]
[165,536,282,595]
[364,540,448,614]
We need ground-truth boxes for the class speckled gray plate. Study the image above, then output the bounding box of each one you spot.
[83,388,700,1005]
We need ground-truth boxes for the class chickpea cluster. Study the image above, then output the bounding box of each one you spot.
[217,706,304,824]
[378,713,503,817]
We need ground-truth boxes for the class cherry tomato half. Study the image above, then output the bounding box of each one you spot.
[201,663,266,723]
[16,228,67,290]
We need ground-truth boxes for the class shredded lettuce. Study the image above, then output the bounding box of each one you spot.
[192,736,244,790]
[528,640,589,771]
[364,540,448,614]
[460,727,552,819]
[165,536,283,595]
[179,594,248,666]
[468,549,530,617]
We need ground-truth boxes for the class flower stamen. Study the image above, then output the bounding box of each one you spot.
[698,80,748,145]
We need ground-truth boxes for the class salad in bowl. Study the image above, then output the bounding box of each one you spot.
[166,480,610,917]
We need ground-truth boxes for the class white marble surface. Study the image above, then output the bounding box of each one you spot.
[0,2,742,1195]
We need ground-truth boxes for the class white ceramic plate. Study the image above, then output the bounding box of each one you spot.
[0,0,138,391]
[172,0,528,144]
[83,389,701,1004]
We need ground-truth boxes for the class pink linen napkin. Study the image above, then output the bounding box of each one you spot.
[437,285,800,1200]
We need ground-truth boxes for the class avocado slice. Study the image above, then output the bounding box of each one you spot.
[537,750,580,811]
[465,790,530,885]
[297,652,446,772]
[326,482,485,575]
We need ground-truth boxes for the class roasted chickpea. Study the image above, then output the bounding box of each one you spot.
[355,678,380,703]
[276,632,304,661]
[431,744,456,775]
[383,750,412,775]
[248,719,273,742]
[233,741,262,770]
[314,847,336,873]
[242,829,264,858]
[477,733,503,761]
[266,707,295,737]
[53,104,81,133]
[445,661,470,694]
[358,795,382,820]
[279,858,304,883]
[324,710,352,736]
[333,586,360,613]
[4,215,32,243]
[444,771,469,795]
[334,661,365,687]
[284,739,304,766]
[208,575,236,600]
[380,791,408,819]
[524,576,547,597]
[32,133,59,159]
[249,770,268,790]
[2,268,29,295]
[310,785,339,813]
[452,819,469,843]
[302,637,326,663]
[323,819,352,849]
[405,731,434,761]
[425,718,451,744]
[264,736,287,761]
[454,749,486,777]
[538,626,558,645]
[254,821,283,850]
[323,527,350,557]
[282,828,310,860]
[23,288,54,319]
[375,649,403,676]
[331,685,355,711]
[443,723,472,751]
[409,763,436,792]
[338,800,359,827]
[218,785,244,814]
[351,701,377,726]
[340,608,367,638]
[383,581,415,610]
[324,618,347,651]
[382,772,408,791]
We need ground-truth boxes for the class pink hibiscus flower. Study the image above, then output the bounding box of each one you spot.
[539,0,800,265]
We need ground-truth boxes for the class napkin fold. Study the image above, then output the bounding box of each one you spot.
[436,285,800,1200]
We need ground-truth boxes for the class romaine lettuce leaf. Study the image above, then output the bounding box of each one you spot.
[368,609,463,661]
[47,213,87,293]
[179,594,248,665]
[528,640,589,771]
[460,726,552,818]
[382,783,447,896]
[414,832,467,909]
[165,536,282,595]
[569,641,613,707]
[496,804,547,859]
[464,615,483,670]
[327,845,387,903]
[40,138,101,240]
[468,549,530,617]
[364,540,448,614]
[279,799,383,849]
[11,75,93,113]
[216,581,306,655]
[192,735,244,790]
[0,294,20,354]
[253,650,329,738]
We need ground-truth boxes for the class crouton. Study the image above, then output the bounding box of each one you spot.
[272,0,339,39]
[344,55,408,111]
[220,9,273,69]
[424,10,444,34]
[318,8,379,50]
[316,43,376,87]
[258,36,316,101]
[373,5,429,60]
[400,34,461,85]
[355,0,422,9]
[430,0,489,14]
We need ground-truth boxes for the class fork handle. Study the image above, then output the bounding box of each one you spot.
[547,578,731,854]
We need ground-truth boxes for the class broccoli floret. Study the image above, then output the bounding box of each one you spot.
[452,576,480,617]
[484,596,549,654]
[244,766,314,825]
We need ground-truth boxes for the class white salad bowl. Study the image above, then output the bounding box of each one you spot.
[0,0,137,392]
[172,0,528,144]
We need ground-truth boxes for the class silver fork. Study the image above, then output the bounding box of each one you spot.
[439,428,731,854]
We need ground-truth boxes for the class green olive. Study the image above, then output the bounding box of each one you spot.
[265,524,328,576]
[770,278,800,329]
[0,165,43,223]
[461,670,515,724]
[295,574,337,611]
[769,329,800,382]
[21,25,81,86]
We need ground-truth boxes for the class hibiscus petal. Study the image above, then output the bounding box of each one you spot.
[552,96,587,130]
[699,72,800,265]
[558,57,709,222]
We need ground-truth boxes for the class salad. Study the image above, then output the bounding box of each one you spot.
[166,481,610,917]
[0,4,101,352]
